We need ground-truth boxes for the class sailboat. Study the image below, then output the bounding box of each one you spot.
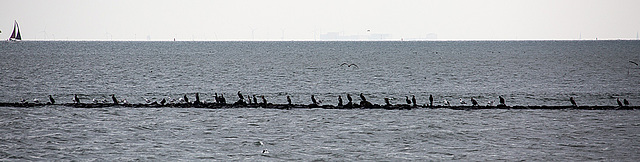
[9,20,21,41]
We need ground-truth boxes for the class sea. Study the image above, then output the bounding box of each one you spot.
[1,41,639,161]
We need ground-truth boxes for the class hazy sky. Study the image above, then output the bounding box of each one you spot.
[1,0,639,41]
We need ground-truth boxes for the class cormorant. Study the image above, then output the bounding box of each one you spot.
[471,98,478,106]
[111,94,118,104]
[49,95,55,104]
[253,95,258,104]
[160,98,166,105]
[195,93,201,104]
[384,98,391,106]
[184,94,189,103]
[338,96,343,106]
[617,98,623,107]
[287,96,292,105]
[220,94,226,104]
[214,93,219,103]
[570,97,577,107]
[411,95,417,107]
[238,91,244,101]
[498,96,505,105]
[347,94,353,103]
[429,95,433,107]
[311,95,318,105]
[261,96,267,105]
[360,93,366,101]
[405,96,411,105]
[624,99,630,106]
[74,94,80,104]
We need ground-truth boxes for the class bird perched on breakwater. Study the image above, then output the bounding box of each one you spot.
[311,95,318,105]
[459,98,467,105]
[112,95,118,104]
[570,97,577,107]
[195,93,201,104]
[49,95,55,104]
[160,98,166,105]
[238,91,244,101]
[347,94,353,104]
[617,98,624,107]
[405,96,411,105]
[429,95,433,107]
[261,96,267,106]
[498,96,506,106]
[184,94,189,103]
[624,99,630,106]
[253,95,258,104]
[74,94,80,104]
[337,96,343,106]
[142,97,151,103]
[287,96,292,105]
[412,95,417,107]
[384,98,391,106]
[360,93,366,101]
[471,98,478,106]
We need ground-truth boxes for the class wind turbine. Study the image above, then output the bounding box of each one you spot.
[249,26,257,40]
[39,25,48,40]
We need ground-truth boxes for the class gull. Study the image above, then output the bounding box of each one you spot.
[459,98,467,105]
[141,97,151,103]
[340,62,359,68]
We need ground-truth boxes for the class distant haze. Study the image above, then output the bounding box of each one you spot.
[1,0,639,41]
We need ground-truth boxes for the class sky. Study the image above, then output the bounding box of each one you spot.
[1,0,639,41]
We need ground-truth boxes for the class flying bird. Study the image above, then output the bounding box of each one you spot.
[630,61,639,67]
[340,63,359,68]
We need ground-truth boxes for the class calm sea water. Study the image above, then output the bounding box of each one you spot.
[1,41,640,160]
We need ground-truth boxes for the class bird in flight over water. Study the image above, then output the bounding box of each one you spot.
[340,63,358,68]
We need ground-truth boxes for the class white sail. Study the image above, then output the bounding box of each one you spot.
[9,20,21,41]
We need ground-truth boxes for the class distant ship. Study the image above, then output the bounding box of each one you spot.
[8,20,21,41]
